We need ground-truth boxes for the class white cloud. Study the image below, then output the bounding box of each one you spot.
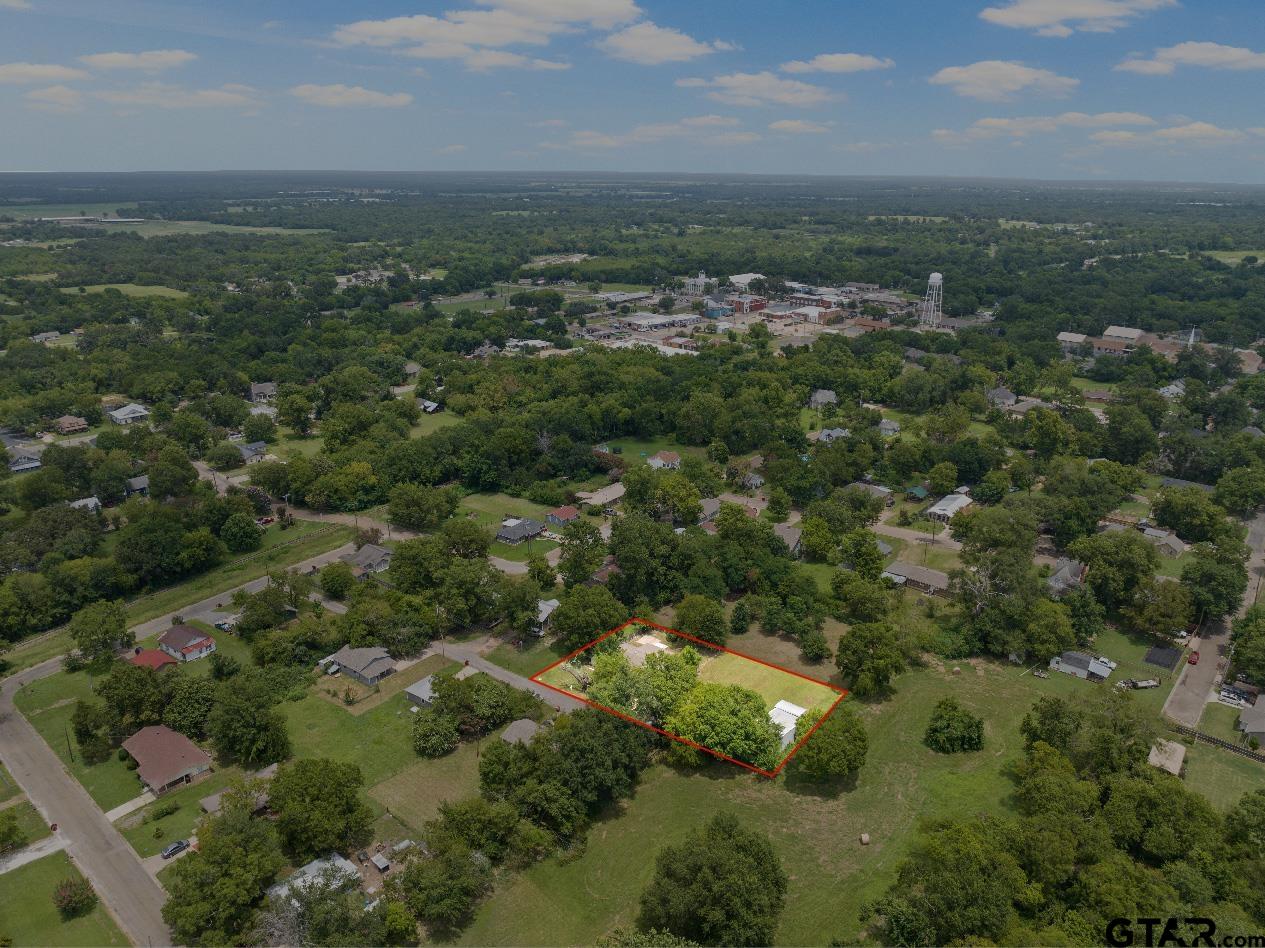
[290,83,412,107]
[0,62,89,84]
[436,143,468,154]
[333,0,639,70]
[530,118,567,127]
[597,21,730,65]
[1086,121,1248,148]
[24,84,83,112]
[979,0,1175,37]
[473,0,639,30]
[460,49,569,70]
[95,82,258,109]
[946,110,1156,141]
[1116,41,1265,75]
[551,113,748,148]
[79,49,197,71]
[769,119,830,134]
[834,141,892,153]
[929,60,1078,101]
[780,52,893,74]
[677,71,832,107]
[0,0,32,8]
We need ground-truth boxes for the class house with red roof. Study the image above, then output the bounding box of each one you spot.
[546,505,580,527]
[648,450,681,471]
[158,624,217,663]
[128,648,178,672]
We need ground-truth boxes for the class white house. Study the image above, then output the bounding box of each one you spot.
[107,403,150,425]
[927,493,973,524]
[1049,651,1113,682]
[728,273,765,290]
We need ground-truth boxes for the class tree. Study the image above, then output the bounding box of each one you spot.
[1122,578,1193,641]
[208,684,291,767]
[163,674,217,739]
[268,758,373,861]
[388,483,457,531]
[666,683,780,771]
[1068,531,1160,611]
[527,551,557,588]
[674,594,726,646]
[551,585,628,651]
[840,530,884,580]
[729,600,751,637]
[390,843,491,931]
[162,792,285,944]
[1025,599,1076,661]
[1215,466,1265,517]
[241,413,275,444]
[637,813,787,947]
[928,461,959,497]
[52,877,97,919]
[787,703,867,783]
[766,488,791,522]
[413,709,460,757]
[924,698,984,753]
[68,599,128,667]
[834,621,905,697]
[1230,606,1265,686]
[318,561,354,600]
[558,518,605,588]
[1153,486,1229,543]
[220,512,262,553]
[278,394,313,435]
[1182,543,1248,620]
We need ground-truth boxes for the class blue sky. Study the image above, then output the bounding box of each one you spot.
[3,0,1264,181]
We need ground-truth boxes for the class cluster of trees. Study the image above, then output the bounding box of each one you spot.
[862,691,1265,946]
[412,670,538,758]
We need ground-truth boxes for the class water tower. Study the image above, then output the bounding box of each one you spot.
[919,272,943,328]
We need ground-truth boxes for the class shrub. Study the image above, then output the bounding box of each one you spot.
[150,800,179,821]
[52,878,97,919]
[413,710,460,758]
[318,561,355,601]
[923,698,984,754]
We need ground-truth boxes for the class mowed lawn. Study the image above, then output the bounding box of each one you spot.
[0,850,128,947]
[696,651,839,715]
[59,283,188,298]
[368,737,485,835]
[488,637,569,679]
[1182,742,1265,811]
[116,767,242,857]
[460,656,1096,947]
[281,688,418,787]
[410,412,461,437]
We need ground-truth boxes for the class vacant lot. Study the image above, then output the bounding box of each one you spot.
[282,688,417,788]
[457,492,553,533]
[59,283,188,298]
[368,738,484,834]
[695,650,840,716]
[0,850,128,946]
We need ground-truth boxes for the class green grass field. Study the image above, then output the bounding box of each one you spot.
[1,202,137,219]
[58,283,188,298]
[1182,742,1264,810]
[410,412,461,438]
[1198,702,1248,744]
[0,850,128,947]
[489,537,558,562]
[368,737,486,835]
[696,650,839,715]
[1206,250,1265,265]
[9,799,53,846]
[487,638,569,679]
[0,760,21,803]
[457,492,554,533]
[281,687,419,788]
[604,437,704,463]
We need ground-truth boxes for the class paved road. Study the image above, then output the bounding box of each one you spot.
[0,662,171,945]
[1163,510,1265,727]
[436,638,584,713]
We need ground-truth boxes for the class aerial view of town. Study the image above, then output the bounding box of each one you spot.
[2,2,1265,947]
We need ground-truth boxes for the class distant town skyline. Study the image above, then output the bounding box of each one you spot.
[3,0,1265,181]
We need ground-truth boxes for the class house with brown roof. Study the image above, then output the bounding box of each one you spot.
[158,624,217,662]
[648,450,681,471]
[881,561,950,596]
[54,415,89,435]
[546,505,580,527]
[122,725,212,795]
[322,645,396,686]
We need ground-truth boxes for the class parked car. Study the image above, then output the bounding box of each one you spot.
[161,840,189,860]
[1188,651,1200,665]
[256,516,275,526]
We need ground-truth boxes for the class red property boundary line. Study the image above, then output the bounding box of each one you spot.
[530,618,849,778]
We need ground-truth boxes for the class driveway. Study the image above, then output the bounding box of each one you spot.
[436,639,584,713]
[0,832,68,875]
[0,663,170,945]
[1162,509,1265,728]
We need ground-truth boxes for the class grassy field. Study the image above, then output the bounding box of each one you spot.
[489,537,558,562]
[368,737,485,835]
[695,650,839,715]
[116,768,241,857]
[1,202,138,219]
[410,412,461,437]
[1198,702,1248,744]
[282,686,419,788]
[0,850,128,947]
[486,637,569,679]
[462,652,1127,947]
[311,654,457,715]
[0,760,21,802]
[1181,742,1264,810]
[124,522,353,625]
[1206,250,1265,265]
[604,437,704,463]
[9,799,53,846]
[457,492,553,532]
[58,283,188,298]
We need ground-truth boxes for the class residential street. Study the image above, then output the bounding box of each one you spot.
[1162,509,1265,728]
[435,637,585,713]
[0,661,171,945]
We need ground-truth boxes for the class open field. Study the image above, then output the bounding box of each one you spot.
[489,537,558,562]
[1,202,138,219]
[282,686,419,788]
[604,436,705,463]
[1181,742,1265,810]
[410,412,461,437]
[465,651,1154,947]
[1198,702,1248,744]
[1206,250,1265,265]
[0,850,128,946]
[457,492,553,532]
[486,637,568,679]
[58,283,188,298]
[368,737,485,835]
[695,650,840,715]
